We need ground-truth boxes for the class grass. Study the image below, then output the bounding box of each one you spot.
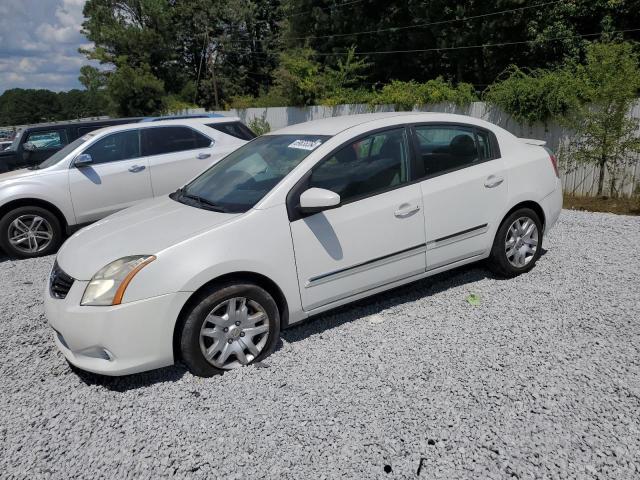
[563,194,640,215]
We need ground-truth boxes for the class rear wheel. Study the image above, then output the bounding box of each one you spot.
[488,208,542,278]
[0,206,63,259]
[179,282,280,377]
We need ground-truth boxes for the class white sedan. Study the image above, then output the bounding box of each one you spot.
[0,118,251,258]
[45,112,562,377]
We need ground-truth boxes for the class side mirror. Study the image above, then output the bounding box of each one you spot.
[74,153,93,167]
[23,142,35,152]
[299,187,340,214]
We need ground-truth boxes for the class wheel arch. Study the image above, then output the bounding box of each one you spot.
[0,198,69,231]
[502,200,546,230]
[172,271,289,362]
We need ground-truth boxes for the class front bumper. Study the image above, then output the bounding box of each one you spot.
[44,278,191,376]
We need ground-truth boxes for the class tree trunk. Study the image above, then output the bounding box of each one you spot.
[597,157,607,197]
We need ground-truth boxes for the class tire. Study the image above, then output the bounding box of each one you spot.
[488,207,543,278]
[0,206,63,259]
[178,282,281,377]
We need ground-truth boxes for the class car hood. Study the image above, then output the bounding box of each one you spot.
[0,167,38,183]
[57,196,242,280]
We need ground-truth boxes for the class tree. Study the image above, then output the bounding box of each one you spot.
[81,0,285,109]
[566,42,640,197]
[106,62,166,116]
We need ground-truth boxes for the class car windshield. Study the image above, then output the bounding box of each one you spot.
[174,134,330,213]
[32,135,94,170]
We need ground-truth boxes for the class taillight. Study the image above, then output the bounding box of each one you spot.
[545,147,559,178]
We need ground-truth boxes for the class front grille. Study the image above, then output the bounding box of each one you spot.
[50,262,74,299]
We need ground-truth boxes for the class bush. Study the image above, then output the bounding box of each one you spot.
[248,116,271,135]
[483,66,582,125]
[367,79,477,110]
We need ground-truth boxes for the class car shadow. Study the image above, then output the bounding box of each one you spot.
[71,363,188,391]
[70,249,547,390]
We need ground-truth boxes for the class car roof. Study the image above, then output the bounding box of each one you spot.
[139,113,225,122]
[267,112,502,136]
[17,118,143,132]
[83,117,243,136]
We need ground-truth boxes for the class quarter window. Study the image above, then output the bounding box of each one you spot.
[414,125,482,177]
[82,130,140,165]
[141,126,212,156]
[309,128,410,204]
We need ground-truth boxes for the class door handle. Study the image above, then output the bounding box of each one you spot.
[197,152,211,159]
[484,175,504,188]
[128,165,146,173]
[394,204,420,218]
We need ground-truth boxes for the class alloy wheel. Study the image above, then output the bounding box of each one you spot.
[199,297,270,369]
[505,216,539,268]
[8,214,54,254]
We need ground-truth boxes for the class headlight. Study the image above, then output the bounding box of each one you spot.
[81,255,156,306]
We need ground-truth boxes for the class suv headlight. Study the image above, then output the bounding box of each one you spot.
[81,255,156,306]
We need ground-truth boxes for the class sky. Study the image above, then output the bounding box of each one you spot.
[0,0,93,93]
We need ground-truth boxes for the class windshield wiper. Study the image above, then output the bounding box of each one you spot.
[177,188,229,213]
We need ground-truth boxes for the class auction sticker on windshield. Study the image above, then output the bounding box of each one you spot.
[287,139,324,151]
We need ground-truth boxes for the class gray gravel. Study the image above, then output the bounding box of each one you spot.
[1,209,639,479]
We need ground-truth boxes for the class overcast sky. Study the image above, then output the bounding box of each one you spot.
[0,0,93,93]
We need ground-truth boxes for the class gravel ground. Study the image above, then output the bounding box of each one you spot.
[1,209,639,479]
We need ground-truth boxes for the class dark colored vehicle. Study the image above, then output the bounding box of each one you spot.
[0,118,142,173]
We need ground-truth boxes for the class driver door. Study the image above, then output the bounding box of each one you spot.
[68,129,153,224]
[289,127,426,311]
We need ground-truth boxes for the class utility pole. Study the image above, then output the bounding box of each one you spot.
[209,47,220,110]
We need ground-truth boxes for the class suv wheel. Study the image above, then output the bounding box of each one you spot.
[179,282,280,377]
[0,206,63,259]
[488,207,543,278]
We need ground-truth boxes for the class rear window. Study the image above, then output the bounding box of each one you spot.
[206,122,256,141]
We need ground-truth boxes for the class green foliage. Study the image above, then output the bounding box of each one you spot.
[565,42,640,196]
[483,66,582,125]
[164,96,198,115]
[367,79,477,110]
[247,116,271,135]
[0,88,108,126]
[106,62,166,116]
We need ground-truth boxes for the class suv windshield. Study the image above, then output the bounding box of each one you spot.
[32,135,94,169]
[174,134,330,213]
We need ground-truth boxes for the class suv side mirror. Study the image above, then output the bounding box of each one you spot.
[299,187,340,214]
[75,153,93,167]
[23,142,35,152]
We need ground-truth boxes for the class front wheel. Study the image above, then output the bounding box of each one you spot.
[0,206,63,259]
[179,282,280,377]
[488,208,543,278]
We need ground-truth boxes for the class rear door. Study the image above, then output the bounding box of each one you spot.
[412,124,508,271]
[68,129,153,223]
[141,126,219,196]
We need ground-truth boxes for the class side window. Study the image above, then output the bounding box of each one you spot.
[414,125,479,177]
[141,126,212,156]
[82,130,140,165]
[309,128,410,204]
[25,130,67,150]
[206,122,256,140]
